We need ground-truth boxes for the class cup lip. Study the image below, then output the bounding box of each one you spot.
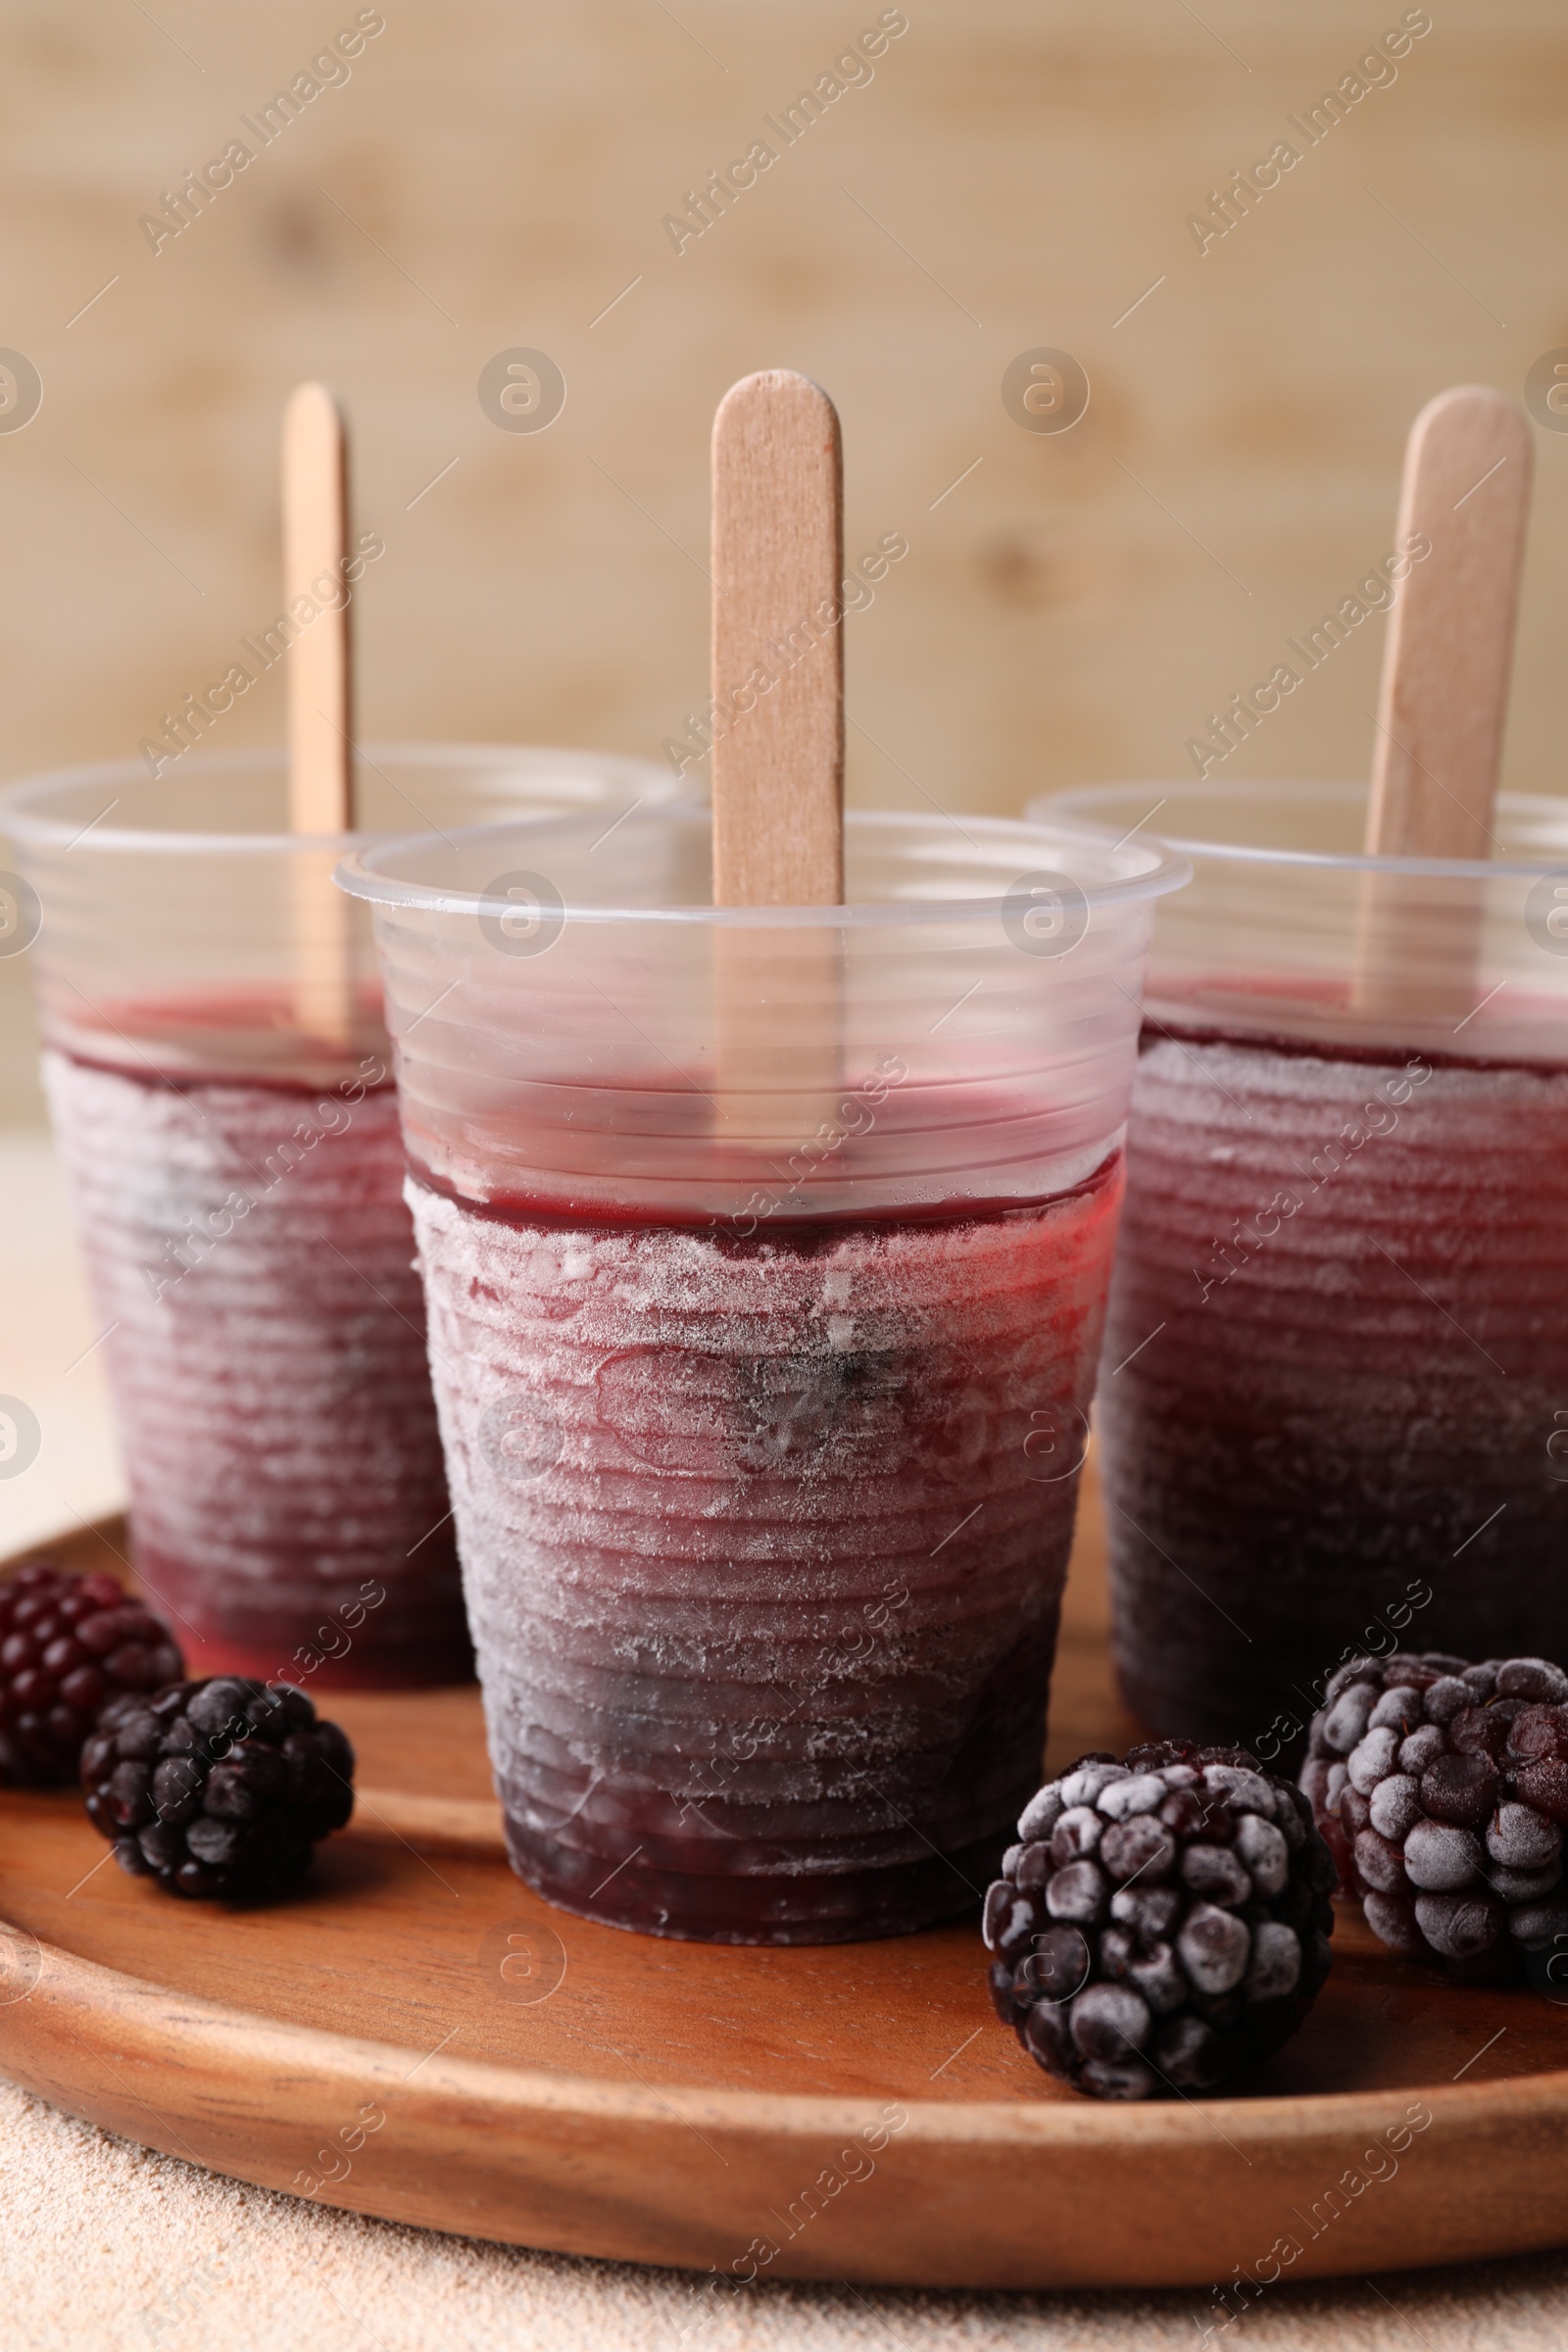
[333,803,1193,928]
[0,741,678,855]
[1029,779,1568,883]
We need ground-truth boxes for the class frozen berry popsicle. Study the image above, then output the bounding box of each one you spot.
[5,745,674,1687]
[348,821,1167,1943]
[1034,388,1561,1764]
[339,370,1186,1938]
[5,382,672,1687]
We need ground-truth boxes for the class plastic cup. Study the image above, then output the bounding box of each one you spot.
[337,805,1187,1940]
[1028,779,1568,1765]
[1,744,674,1688]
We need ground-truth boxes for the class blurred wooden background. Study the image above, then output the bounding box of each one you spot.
[0,0,1565,1121]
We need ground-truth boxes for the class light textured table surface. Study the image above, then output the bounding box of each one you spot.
[6,2065,1568,2352]
[3,1123,1567,2350]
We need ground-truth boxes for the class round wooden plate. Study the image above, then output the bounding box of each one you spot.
[2,1480,1566,2293]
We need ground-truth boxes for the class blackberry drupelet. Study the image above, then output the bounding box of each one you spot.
[81,1676,354,1900]
[985,1742,1335,2100]
[0,1561,183,1787]
[1300,1649,1568,1978]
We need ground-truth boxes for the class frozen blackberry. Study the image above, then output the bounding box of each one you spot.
[81,1677,354,1900]
[1300,1648,1568,1980]
[984,1742,1335,2101]
[0,1560,183,1787]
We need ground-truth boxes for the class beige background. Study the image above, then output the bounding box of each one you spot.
[1,0,1566,1120]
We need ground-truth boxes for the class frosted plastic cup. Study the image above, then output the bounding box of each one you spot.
[337,805,1188,1941]
[1028,780,1568,1767]
[1,744,674,1689]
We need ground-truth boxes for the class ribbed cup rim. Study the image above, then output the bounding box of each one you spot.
[0,743,671,855]
[1037,780,1568,883]
[334,805,1192,930]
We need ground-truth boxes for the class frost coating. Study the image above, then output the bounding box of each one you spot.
[1100,1036,1568,1742]
[44,1052,461,1673]
[408,1166,1120,1940]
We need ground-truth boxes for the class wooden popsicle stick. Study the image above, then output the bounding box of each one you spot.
[710,373,847,1176]
[282,382,356,1045]
[1355,386,1533,1022]
[283,381,354,832]
[710,370,844,905]
[1365,383,1533,859]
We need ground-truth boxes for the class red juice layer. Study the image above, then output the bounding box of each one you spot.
[1099,1025,1568,1762]
[43,1050,468,1688]
[46,979,391,1093]
[408,1157,1123,1943]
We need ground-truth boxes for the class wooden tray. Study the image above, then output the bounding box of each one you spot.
[2,1478,1566,2293]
